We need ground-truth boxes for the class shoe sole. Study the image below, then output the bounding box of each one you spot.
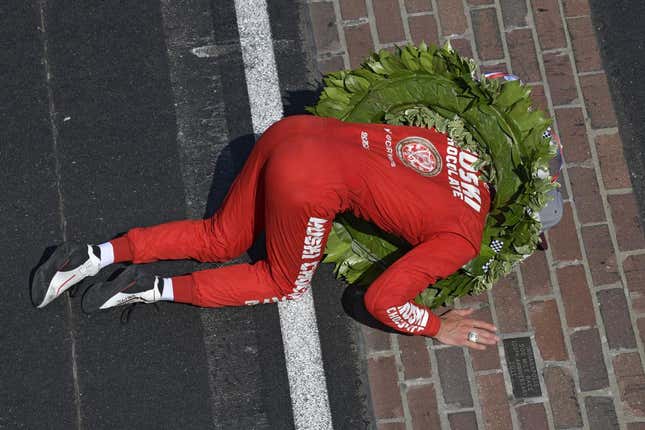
[82,265,140,313]
[32,242,97,308]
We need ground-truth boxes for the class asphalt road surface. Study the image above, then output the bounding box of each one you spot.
[589,0,645,223]
[1,1,372,429]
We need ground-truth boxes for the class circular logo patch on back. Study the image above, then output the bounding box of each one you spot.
[395,137,442,176]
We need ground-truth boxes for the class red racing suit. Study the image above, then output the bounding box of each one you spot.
[119,115,490,337]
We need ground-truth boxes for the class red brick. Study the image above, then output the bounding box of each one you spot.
[528,299,568,361]
[436,0,468,36]
[548,202,582,261]
[562,0,591,17]
[613,353,645,417]
[362,325,392,352]
[448,411,478,430]
[408,14,439,46]
[367,357,403,418]
[344,24,375,68]
[374,0,406,44]
[318,54,345,75]
[480,62,508,75]
[580,73,618,128]
[624,254,645,313]
[597,288,637,349]
[516,403,549,430]
[368,356,404,419]
[436,347,473,407]
[521,251,552,298]
[477,373,513,430]
[571,328,609,391]
[531,0,567,49]
[557,265,595,327]
[310,2,341,53]
[596,133,632,189]
[470,306,501,371]
[471,8,504,61]
[407,384,441,430]
[449,37,473,59]
[638,317,645,347]
[555,107,590,163]
[377,422,406,430]
[492,273,528,333]
[628,423,645,430]
[585,397,620,430]
[582,225,620,286]
[506,29,540,83]
[568,166,605,223]
[608,193,645,251]
[460,290,489,307]
[340,0,367,20]
[567,16,602,72]
[500,0,528,28]
[399,335,432,379]
[544,366,583,428]
[405,0,432,13]
[543,51,578,106]
[529,84,549,113]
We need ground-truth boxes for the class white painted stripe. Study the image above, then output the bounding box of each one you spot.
[233,1,334,429]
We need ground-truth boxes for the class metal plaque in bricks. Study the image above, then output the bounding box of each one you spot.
[503,337,542,398]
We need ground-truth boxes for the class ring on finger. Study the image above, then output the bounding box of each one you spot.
[467,330,479,343]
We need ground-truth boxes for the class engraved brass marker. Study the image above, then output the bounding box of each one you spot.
[503,337,541,399]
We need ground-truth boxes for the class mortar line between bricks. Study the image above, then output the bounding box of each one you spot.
[590,126,619,135]
[556,1,633,427]
[376,417,406,424]
[560,0,645,397]
[363,0,381,50]
[406,11,434,18]
[620,249,645,258]
[606,188,634,195]
[426,338,452,429]
[513,262,557,430]
[329,0,350,69]
[552,102,584,109]
[523,2,574,428]
[593,282,626,291]
[367,350,397,358]
[504,24,532,32]
[492,0,513,76]
[460,0,480,66]
[396,0,412,43]
[342,18,370,28]
[390,335,414,430]
[430,0,443,44]
[552,259,585,269]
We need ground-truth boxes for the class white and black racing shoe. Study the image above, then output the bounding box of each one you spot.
[32,242,101,308]
[82,265,162,313]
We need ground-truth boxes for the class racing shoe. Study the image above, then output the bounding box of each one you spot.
[32,242,101,308]
[82,265,163,313]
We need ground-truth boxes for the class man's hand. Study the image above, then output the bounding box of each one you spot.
[434,308,500,350]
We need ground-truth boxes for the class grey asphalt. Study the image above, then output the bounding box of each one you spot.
[589,0,645,223]
[1,1,371,429]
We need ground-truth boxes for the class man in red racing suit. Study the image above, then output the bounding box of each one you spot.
[33,115,499,349]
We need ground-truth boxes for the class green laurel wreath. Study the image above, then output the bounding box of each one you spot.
[308,42,558,309]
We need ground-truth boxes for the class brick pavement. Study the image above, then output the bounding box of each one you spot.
[307,0,645,428]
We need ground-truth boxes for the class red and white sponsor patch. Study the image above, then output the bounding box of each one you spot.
[395,136,442,176]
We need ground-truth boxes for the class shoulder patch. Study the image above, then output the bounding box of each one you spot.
[395,136,442,177]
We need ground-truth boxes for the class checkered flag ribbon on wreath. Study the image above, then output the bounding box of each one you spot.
[490,239,504,253]
[481,239,504,273]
